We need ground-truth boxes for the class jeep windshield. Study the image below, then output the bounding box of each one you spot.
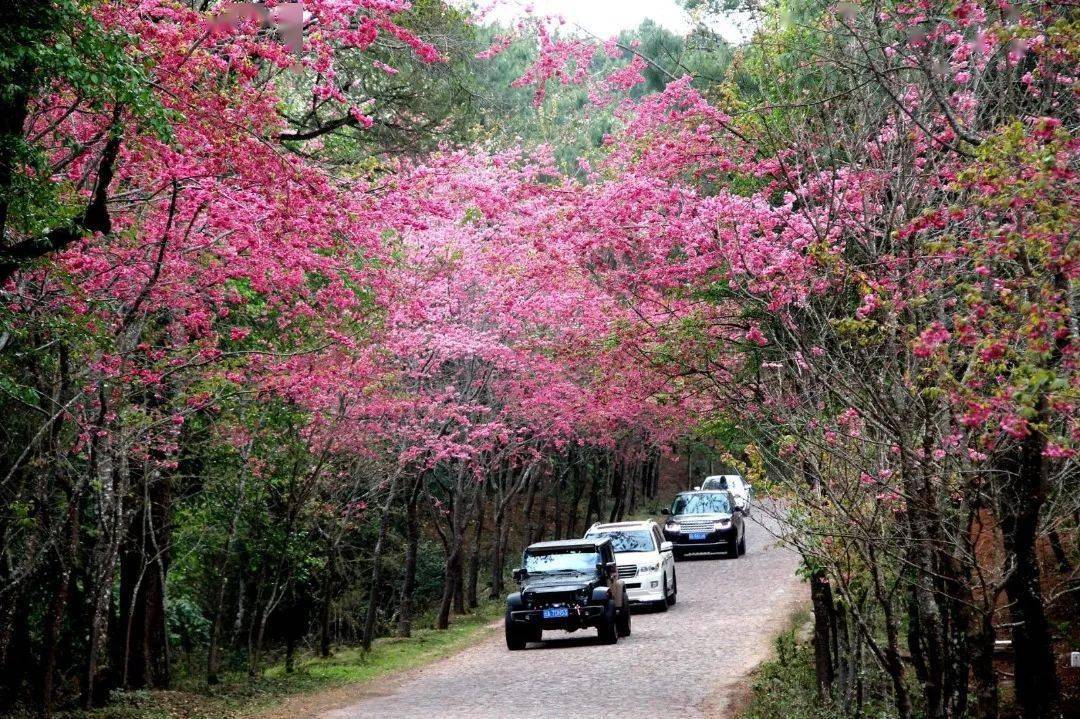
[585,530,654,553]
[671,493,732,515]
[523,548,600,576]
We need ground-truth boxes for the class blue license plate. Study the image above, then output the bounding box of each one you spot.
[688,532,707,540]
[542,607,569,619]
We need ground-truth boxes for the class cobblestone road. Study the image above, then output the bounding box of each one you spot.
[324,511,805,719]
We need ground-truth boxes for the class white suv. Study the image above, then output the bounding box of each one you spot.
[584,520,677,611]
[701,474,753,516]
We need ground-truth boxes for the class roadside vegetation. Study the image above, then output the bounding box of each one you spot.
[47,602,502,719]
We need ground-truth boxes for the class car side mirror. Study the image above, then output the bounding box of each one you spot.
[660,541,673,553]
[660,507,670,516]
[512,568,525,583]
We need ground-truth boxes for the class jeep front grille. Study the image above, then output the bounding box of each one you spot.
[617,565,638,579]
[680,519,717,533]
[527,590,580,606]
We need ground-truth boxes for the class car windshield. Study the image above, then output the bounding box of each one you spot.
[524,548,600,575]
[585,530,654,553]
[672,493,732,515]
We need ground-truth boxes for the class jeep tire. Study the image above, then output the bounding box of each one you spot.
[667,573,677,606]
[597,602,618,644]
[738,532,747,556]
[505,611,526,650]
[616,601,632,637]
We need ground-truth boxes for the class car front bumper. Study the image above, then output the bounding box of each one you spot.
[624,580,664,603]
[662,527,737,552]
[508,604,605,630]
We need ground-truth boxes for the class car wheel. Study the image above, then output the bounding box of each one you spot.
[597,602,618,644]
[527,626,542,643]
[667,573,677,606]
[673,549,684,561]
[738,532,747,556]
[727,539,740,559]
[505,611,526,651]
[655,576,669,612]
[617,601,632,637]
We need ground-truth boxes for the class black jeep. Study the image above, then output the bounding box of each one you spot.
[504,537,630,650]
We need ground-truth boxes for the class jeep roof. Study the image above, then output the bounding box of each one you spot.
[588,520,653,531]
[526,537,611,552]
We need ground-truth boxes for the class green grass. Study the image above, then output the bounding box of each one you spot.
[737,609,840,719]
[61,602,503,719]
[737,609,897,719]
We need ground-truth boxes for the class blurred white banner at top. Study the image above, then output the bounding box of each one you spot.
[468,0,754,43]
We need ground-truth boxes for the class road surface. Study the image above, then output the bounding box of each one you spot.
[322,512,806,719]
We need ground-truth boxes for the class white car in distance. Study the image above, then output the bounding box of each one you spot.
[585,520,677,611]
[700,474,753,516]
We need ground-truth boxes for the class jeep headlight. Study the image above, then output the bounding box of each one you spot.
[638,562,660,574]
[715,518,732,529]
[576,587,590,602]
[665,520,680,532]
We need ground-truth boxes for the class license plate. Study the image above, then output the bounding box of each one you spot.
[542,607,569,619]
[688,532,707,540]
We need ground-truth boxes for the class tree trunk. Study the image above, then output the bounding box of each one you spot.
[530,488,550,545]
[966,605,998,719]
[489,503,506,600]
[208,459,249,681]
[319,561,334,658]
[520,470,538,547]
[466,497,485,609]
[116,465,171,690]
[553,469,565,540]
[397,476,422,638]
[0,84,29,243]
[1047,530,1072,574]
[437,472,468,629]
[495,508,513,595]
[283,593,306,674]
[452,555,466,615]
[810,569,836,699]
[436,546,462,630]
[997,434,1060,719]
[608,456,624,522]
[868,546,913,719]
[566,457,586,537]
[208,578,234,680]
[627,461,639,518]
[83,454,124,707]
[39,498,79,719]
[584,462,602,528]
[362,472,400,650]
[901,451,948,719]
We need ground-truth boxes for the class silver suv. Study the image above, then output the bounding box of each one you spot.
[700,473,753,516]
[585,520,677,610]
